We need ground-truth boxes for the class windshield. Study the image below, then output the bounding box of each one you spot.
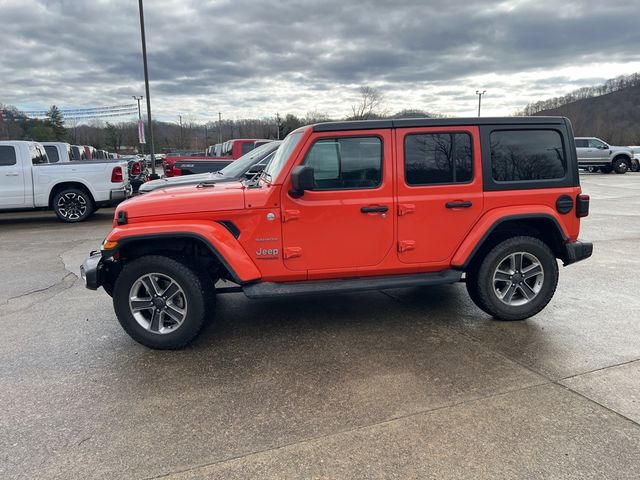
[262,131,304,183]
[218,141,281,178]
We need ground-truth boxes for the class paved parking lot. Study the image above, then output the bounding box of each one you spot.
[1,173,640,479]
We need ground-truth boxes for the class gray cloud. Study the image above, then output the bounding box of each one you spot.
[1,0,640,120]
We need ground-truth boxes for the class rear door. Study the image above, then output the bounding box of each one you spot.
[280,129,394,272]
[0,145,27,207]
[395,126,484,264]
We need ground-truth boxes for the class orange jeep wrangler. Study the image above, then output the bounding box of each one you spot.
[82,117,592,349]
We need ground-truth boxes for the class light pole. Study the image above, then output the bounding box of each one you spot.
[178,115,183,149]
[275,112,281,140]
[132,95,143,155]
[137,0,158,178]
[476,90,486,117]
[218,112,222,143]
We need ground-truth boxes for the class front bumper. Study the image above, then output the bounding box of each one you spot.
[563,240,593,266]
[80,251,103,290]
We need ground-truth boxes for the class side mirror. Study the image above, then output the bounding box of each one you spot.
[289,165,315,198]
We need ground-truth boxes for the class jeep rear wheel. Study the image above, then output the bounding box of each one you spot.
[468,236,558,321]
[613,157,629,174]
[113,255,214,349]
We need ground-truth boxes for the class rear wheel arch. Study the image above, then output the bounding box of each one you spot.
[48,182,95,209]
[463,215,567,273]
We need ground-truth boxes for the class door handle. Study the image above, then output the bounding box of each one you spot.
[445,201,472,209]
[5,172,19,176]
[361,205,388,213]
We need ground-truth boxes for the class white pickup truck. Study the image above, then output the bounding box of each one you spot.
[0,140,131,222]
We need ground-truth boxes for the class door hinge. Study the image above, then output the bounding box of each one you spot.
[398,204,416,216]
[282,209,300,222]
[398,240,416,253]
[284,247,302,259]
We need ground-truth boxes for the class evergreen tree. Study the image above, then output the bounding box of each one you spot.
[46,105,67,140]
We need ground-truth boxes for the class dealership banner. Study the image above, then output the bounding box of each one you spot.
[138,120,146,144]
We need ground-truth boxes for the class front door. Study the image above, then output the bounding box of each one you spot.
[395,126,484,264]
[281,130,394,273]
[0,145,26,208]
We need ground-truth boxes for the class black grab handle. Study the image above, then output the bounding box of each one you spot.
[361,205,389,213]
[445,201,473,209]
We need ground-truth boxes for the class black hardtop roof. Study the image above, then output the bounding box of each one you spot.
[312,116,567,132]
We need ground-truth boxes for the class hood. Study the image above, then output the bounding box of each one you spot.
[116,181,245,219]
[140,172,219,193]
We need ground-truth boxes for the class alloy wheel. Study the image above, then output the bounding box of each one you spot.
[128,273,188,334]
[57,192,87,220]
[493,252,544,306]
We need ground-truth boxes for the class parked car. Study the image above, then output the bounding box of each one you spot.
[0,140,131,222]
[71,145,87,161]
[82,116,592,349]
[83,145,96,160]
[628,146,640,172]
[117,156,148,193]
[574,137,635,173]
[139,141,281,194]
[164,139,273,177]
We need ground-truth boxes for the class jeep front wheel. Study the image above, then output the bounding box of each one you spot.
[468,236,558,321]
[112,255,214,349]
[613,157,629,174]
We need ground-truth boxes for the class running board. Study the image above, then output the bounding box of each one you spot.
[242,270,462,299]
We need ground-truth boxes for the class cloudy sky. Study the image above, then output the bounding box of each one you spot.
[2,0,640,123]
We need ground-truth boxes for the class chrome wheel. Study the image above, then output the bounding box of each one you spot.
[57,192,88,220]
[493,252,544,306]
[128,273,188,334]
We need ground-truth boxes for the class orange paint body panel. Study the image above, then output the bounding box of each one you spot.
[105,119,587,285]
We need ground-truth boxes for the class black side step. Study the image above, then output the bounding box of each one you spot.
[242,269,462,299]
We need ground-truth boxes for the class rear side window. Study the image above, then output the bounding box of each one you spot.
[31,146,48,165]
[44,145,60,163]
[490,130,566,182]
[241,142,255,155]
[574,139,588,148]
[0,146,17,166]
[404,132,472,185]
[303,137,382,190]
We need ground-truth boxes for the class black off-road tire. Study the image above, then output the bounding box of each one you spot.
[52,187,95,222]
[631,159,640,173]
[112,255,215,349]
[468,236,559,321]
[612,157,629,174]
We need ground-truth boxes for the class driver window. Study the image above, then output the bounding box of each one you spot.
[303,137,382,190]
[588,139,606,149]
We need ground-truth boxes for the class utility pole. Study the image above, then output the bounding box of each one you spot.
[204,124,208,146]
[132,95,144,155]
[476,90,486,117]
[276,112,281,140]
[218,112,222,143]
[179,114,183,149]
[137,0,158,178]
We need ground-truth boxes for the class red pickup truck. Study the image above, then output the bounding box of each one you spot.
[82,117,592,349]
[163,139,271,177]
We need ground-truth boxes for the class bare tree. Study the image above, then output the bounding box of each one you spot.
[350,86,386,120]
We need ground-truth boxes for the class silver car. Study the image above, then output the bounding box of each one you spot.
[574,137,635,174]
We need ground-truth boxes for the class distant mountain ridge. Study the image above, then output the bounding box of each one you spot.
[518,73,640,145]
[531,84,640,145]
